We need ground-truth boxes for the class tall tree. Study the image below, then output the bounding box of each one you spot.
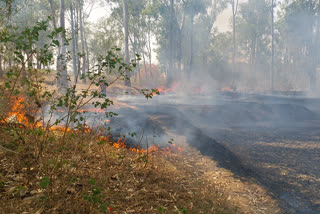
[123,0,131,86]
[271,0,274,91]
[70,2,78,83]
[48,0,61,84]
[59,0,68,90]
[168,0,174,84]
[231,0,238,88]
[236,0,270,83]
[79,4,86,84]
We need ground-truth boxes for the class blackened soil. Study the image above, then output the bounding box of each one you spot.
[105,94,320,214]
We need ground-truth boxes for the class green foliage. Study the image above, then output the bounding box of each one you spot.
[40,176,50,189]
[180,208,188,214]
[236,0,271,64]
[84,178,112,213]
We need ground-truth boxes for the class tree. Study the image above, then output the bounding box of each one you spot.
[70,2,78,83]
[123,0,131,87]
[231,0,238,88]
[48,0,62,84]
[79,3,86,84]
[271,0,274,91]
[236,0,271,86]
[278,0,319,91]
[59,0,68,90]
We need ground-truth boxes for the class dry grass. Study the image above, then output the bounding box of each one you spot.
[0,75,281,214]
[0,124,239,213]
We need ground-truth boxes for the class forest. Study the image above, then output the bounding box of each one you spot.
[0,0,320,213]
[1,0,320,92]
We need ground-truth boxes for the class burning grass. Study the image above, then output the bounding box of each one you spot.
[0,89,280,213]
[0,123,239,213]
[98,135,183,155]
[0,95,238,213]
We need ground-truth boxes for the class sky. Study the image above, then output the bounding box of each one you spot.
[214,0,248,32]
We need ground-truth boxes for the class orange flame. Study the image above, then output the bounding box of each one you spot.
[49,125,72,132]
[4,96,90,134]
[97,134,182,154]
[79,108,106,113]
[113,138,126,149]
[5,96,29,124]
[155,81,180,95]
[220,86,233,92]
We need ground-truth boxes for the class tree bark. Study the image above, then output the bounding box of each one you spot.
[79,6,86,84]
[231,0,238,89]
[36,52,41,69]
[271,0,274,91]
[310,0,320,91]
[177,7,186,75]
[75,4,80,82]
[48,0,61,85]
[148,18,152,79]
[0,53,2,77]
[59,0,68,90]
[84,28,90,75]
[189,10,194,75]
[70,3,78,83]
[143,53,147,79]
[123,0,131,87]
[168,0,174,85]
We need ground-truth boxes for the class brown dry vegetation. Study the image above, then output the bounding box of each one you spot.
[0,80,281,213]
[0,124,236,213]
[0,125,282,213]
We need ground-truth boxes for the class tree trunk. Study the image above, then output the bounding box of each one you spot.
[310,0,320,91]
[36,52,41,69]
[148,18,152,79]
[130,32,140,81]
[48,0,61,86]
[271,0,274,91]
[79,7,86,84]
[189,11,194,75]
[232,0,238,89]
[123,0,131,87]
[75,4,80,81]
[70,3,78,83]
[143,53,147,79]
[0,53,2,77]
[168,0,174,85]
[177,10,186,75]
[84,32,90,74]
[59,0,68,90]
[8,58,12,70]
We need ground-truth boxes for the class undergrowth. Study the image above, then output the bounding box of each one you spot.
[0,117,237,213]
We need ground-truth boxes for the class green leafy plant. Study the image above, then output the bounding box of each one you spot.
[84,178,112,213]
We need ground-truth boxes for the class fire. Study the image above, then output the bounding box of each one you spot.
[79,108,106,113]
[98,135,182,154]
[49,125,72,132]
[5,96,29,124]
[155,81,180,95]
[112,138,126,149]
[220,86,234,92]
[4,96,90,134]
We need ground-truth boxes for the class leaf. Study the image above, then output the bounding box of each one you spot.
[40,176,50,189]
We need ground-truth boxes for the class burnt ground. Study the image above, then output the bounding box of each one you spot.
[91,93,320,214]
